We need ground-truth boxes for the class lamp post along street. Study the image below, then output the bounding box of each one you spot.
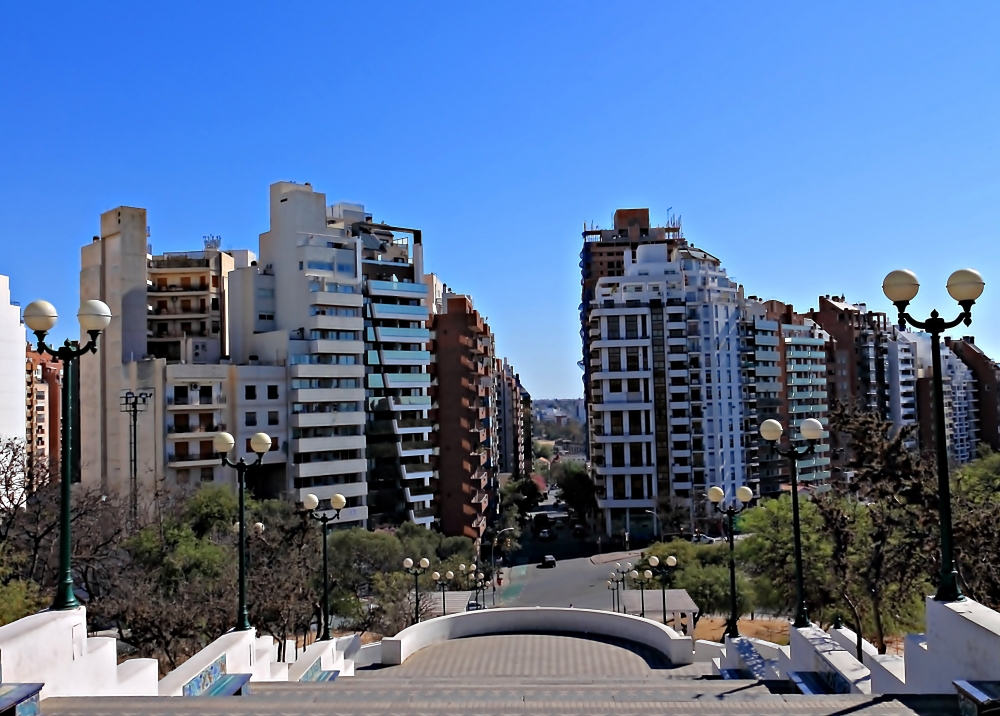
[119,390,151,533]
[709,485,754,639]
[403,558,430,624]
[645,510,662,542]
[302,492,346,640]
[24,299,112,611]
[631,569,653,618]
[647,555,677,625]
[760,418,823,628]
[607,580,618,612]
[883,268,984,602]
[491,527,515,606]
[432,571,454,615]
[216,430,271,631]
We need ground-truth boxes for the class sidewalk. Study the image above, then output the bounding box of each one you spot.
[590,550,644,565]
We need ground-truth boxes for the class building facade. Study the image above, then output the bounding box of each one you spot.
[586,237,744,538]
[0,276,26,448]
[25,344,61,475]
[949,336,1000,453]
[429,292,496,540]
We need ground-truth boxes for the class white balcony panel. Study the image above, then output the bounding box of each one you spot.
[292,435,366,453]
[291,458,367,479]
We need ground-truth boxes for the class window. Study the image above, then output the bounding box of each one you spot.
[245,412,257,427]
[609,379,622,392]
[267,385,279,400]
[211,297,219,310]
[611,443,625,467]
[607,318,621,340]
[176,468,190,485]
[245,385,257,400]
[610,412,624,435]
[627,378,640,393]
[629,443,644,467]
[268,411,279,426]
[630,474,645,498]
[200,467,215,482]
[625,315,638,340]
[613,476,627,500]
[608,349,622,372]
[35,390,44,399]
[628,410,642,434]
[626,347,640,372]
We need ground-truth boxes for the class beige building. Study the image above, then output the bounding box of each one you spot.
[25,344,61,476]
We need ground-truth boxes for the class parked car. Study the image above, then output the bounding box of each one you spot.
[541,555,557,568]
[465,601,485,611]
[690,534,718,545]
[538,528,552,540]
[572,524,586,538]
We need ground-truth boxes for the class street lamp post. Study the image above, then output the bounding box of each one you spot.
[215,430,272,631]
[432,570,454,616]
[760,417,825,628]
[644,509,663,542]
[708,485,755,639]
[24,299,112,611]
[647,555,678,625]
[883,268,984,603]
[630,569,653,618]
[119,390,151,533]
[607,579,619,612]
[615,561,632,593]
[302,492,347,640]
[609,571,625,612]
[491,526,516,606]
[403,557,430,624]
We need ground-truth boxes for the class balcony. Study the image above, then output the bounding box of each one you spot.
[370,303,429,321]
[367,279,428,298]
[167,423,224,437]
[167,395,226,409]
[148,283,210,294]
[167,452,218,468]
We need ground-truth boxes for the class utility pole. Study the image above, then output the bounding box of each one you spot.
[120,391,151,532]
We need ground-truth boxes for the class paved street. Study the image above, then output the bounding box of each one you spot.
[499,553,646,611]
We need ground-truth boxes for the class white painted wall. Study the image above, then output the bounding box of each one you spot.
[0,607,157,698]
[0,275,26,444]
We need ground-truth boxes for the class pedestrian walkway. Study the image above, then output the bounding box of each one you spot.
[590,549,644,565]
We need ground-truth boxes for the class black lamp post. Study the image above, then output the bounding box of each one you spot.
[883,268,985,603]
[647,554,678,625]
[609,570,626,613]
[403,557,430,624]
[119,390,151,533]
[215,430,272,631]
[24,299,112,611]
[760,417,825,628]
[708,485,755,639]
[432,570,454,616]
[302,492,347,640]
[615,561,632,594]
[630,568,653,618]
[607,579,619,612]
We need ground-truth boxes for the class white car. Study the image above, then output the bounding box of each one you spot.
[690,534,718,545]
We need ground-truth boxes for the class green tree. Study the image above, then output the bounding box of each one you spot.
[532,440,554,460]
[953,447,1000,608]
[737,494,833,619]
[673,562,754,628]
[553,461,598,522]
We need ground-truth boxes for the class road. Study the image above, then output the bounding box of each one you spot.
[499,553,643,611]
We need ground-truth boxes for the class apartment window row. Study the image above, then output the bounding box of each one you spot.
[293,473,365,489]
[292,425,362,439]
[293,449,362,464]
[609,474,654,500]
[175,467,216,484]
[291,401,361,414]
[310,306,359,317]
[303,260,354,273]
[310,329,360,341]
[308,280,356,294]
[245,411,280,427]
[290,378,360,390]
[289,354,359,365]
[245,385,280,400]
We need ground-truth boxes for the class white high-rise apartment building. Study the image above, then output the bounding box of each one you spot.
[587,241,743,538]
[227,182,369,526]
[887,331,919,449]
[0,276,26,444]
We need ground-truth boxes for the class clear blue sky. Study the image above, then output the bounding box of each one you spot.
[2,3,998,399]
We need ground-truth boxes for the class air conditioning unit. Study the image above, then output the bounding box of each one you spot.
[190,383,199,390]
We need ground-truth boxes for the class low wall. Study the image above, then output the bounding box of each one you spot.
[0,607,157,698]
[380,607,694,666]
[903,596,1000,694]
[790,626,870,695]
[286,635,359,681]
[159,630,259,696]
[354,642,382,669]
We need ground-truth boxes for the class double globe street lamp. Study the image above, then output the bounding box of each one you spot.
[403,557,431,624]
[302,492,347,641]
[647,555,678,626]
[431,570,455,615]
[214,430,272,631]
[708,485,755,639]
[630,569,654,618]
[24,299,112,611]
[883,268,984,603]
[759,416,824,628]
